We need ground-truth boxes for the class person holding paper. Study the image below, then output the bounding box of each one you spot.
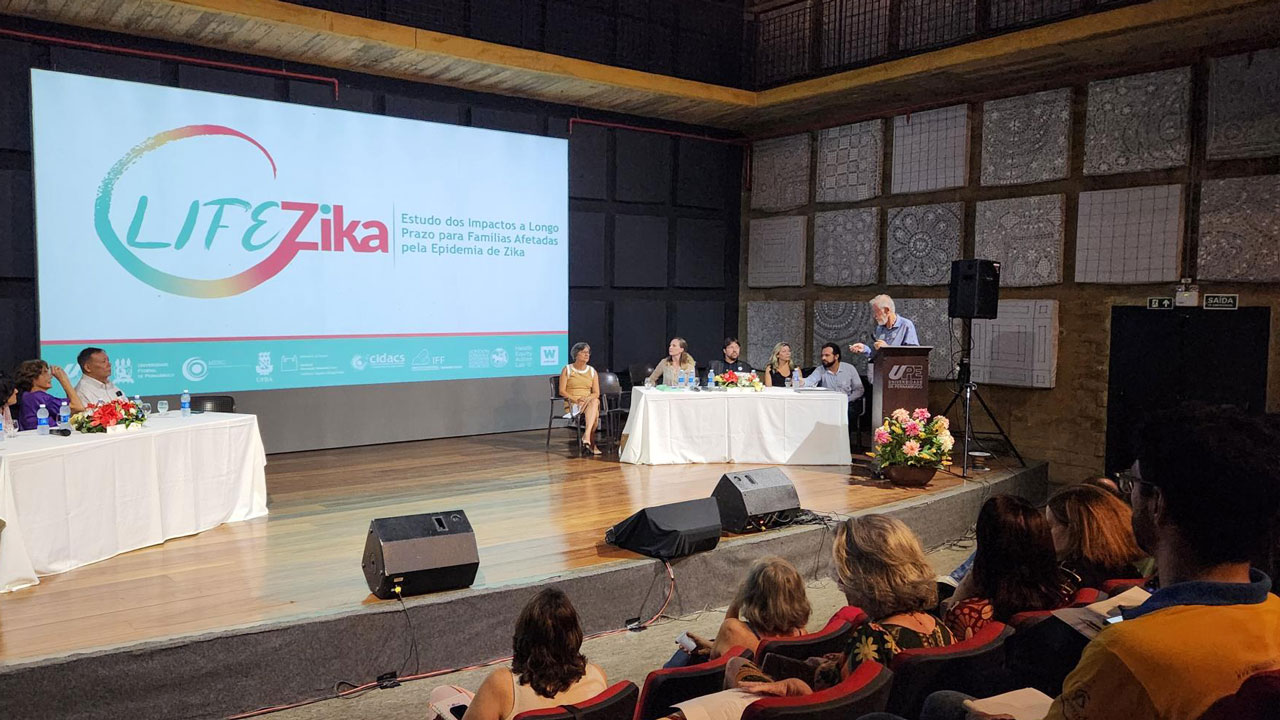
[73,347,124,406]
[848,294,919,358]
[869,405,1280,720]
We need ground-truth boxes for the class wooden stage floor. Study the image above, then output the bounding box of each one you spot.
[0,430,972,666]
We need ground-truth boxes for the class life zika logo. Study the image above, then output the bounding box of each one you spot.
[95,125,389,299]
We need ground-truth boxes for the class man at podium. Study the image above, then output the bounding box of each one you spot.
[848,294,919,358]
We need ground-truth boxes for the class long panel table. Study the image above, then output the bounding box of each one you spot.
[0,412,268,592]
[619,387,852,465]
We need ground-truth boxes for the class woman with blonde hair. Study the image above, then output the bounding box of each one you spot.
[1046,484,1146,588]
[647,337,696,387]
[762,343,796,388]
[663,516,953,716]
[671,556,810,666]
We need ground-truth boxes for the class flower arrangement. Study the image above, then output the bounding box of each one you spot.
[71,398,147,433]
[714,370,763,391]
[873,407,953,469]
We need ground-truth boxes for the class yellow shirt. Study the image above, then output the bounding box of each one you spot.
[1045,590,1280,720]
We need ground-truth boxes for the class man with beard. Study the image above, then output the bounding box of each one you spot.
[849,294,918,359]
[887,405,1280,720]
[708,337,753,377]
[803,343,864,406]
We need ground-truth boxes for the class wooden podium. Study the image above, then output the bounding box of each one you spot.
[871,345,932,428]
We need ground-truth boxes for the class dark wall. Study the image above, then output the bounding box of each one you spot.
[0,16,742,382]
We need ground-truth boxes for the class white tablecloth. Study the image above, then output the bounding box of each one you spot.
[619,387,852,465]
[0,412,268,592]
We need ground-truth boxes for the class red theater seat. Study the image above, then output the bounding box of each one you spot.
[754,606,868,661]
[513,681,639,720]
[887,621,1014,718]
[739,660,892,720]
[1009,587,1104,629]
[1100,577,1149,595]
[634,646,752,720]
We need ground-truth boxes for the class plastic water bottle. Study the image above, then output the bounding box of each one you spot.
[37,404,50,435]
[181,389,192,417]
[58,400,70,427]
[134,395,145,418]
[707,369,715,388]
[679,369,687,389]
[793,368,802,388]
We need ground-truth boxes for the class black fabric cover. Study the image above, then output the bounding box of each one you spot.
[605,498,721,559]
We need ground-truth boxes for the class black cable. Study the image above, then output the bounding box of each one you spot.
[395,590,421,677]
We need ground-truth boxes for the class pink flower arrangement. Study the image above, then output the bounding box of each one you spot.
[873,407,953,469]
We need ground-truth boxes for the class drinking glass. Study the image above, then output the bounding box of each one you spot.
[142,402,153,415]
[644,378,654,389]
[156,400,170,415]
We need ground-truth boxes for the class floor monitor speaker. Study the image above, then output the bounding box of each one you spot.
[362,510,479,599]
[712,467,801,533]
[605,498,721,559]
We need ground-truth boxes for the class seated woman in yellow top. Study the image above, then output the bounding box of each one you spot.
[647,337,697,387]
[559,342,602,455]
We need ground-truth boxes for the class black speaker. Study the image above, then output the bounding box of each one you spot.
[362,510,479,599]
[948,259,1001,319]
[712,467,801,533]
[605,498,721,559]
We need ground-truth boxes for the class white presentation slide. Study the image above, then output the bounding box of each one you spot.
[31,70,568,394]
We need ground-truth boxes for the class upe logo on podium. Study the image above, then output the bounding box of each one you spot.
[887,364,924,389]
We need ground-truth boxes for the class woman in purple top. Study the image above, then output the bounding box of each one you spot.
[14,359,85,430]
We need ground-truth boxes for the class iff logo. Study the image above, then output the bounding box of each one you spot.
[540,346,560,366]
[95,125,389,299]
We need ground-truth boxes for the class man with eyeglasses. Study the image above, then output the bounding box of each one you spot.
[882,405,1280,720]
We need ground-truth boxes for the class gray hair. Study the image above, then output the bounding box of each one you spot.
[869,294,895,313]
[569,342,590,360]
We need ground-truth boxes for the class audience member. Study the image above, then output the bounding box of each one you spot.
[455,588,607,720]
[761,342,796,388]
[73,347,123,406]
[899,405,1280,720]
[647,338,696,387]
[708,337,753,376]
[13,359,85,430]
[559,342,602,455]
[1,371,17,435]
[944,496,1074,639]
[663,515,954,720]
[669,556,810,666]
[1046,485,1146,589]
[1082,475,1124,499]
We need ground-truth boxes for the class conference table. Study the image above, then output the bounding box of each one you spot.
[619,387,853,465]
[0,412,268,593]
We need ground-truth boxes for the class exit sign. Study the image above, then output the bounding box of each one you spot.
[1147,297,1173,310]
[1204,294,1238,310]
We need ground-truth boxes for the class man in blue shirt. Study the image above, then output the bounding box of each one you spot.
[849,294,919,358]
[804,343,864,403]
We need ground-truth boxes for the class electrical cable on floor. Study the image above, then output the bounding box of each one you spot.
[225,561,678,719]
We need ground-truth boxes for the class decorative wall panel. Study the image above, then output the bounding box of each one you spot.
[886,203,962,285]
[751,133,811,211]
[981,88,1071,186]
[748,216,807,287]
[974,195,1064,287]
[813,300,873,375]
[747,301,806,369]
[1084,68,1190,175]
[814,208,879,286]
[1207,48,1280,160]
[891,105,969,194]
[970,300,1059,388]
[1075,185,1183,284]
[817,120,883,203]
[1197,174,1280,282]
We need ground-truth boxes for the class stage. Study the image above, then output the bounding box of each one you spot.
[0,429,1047,720]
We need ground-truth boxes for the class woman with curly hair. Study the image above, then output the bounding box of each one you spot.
[671,556,811,666]
[13,359,84,430]
[452,588,606,720]
[663,516,955,717]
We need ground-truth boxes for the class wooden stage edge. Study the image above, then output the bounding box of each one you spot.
[0,429,1031,666]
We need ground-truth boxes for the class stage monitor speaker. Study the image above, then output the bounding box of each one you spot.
[362,510,479,599]
[948,259,1000,319]
[712,467,801,533]
[605,498,721,559]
